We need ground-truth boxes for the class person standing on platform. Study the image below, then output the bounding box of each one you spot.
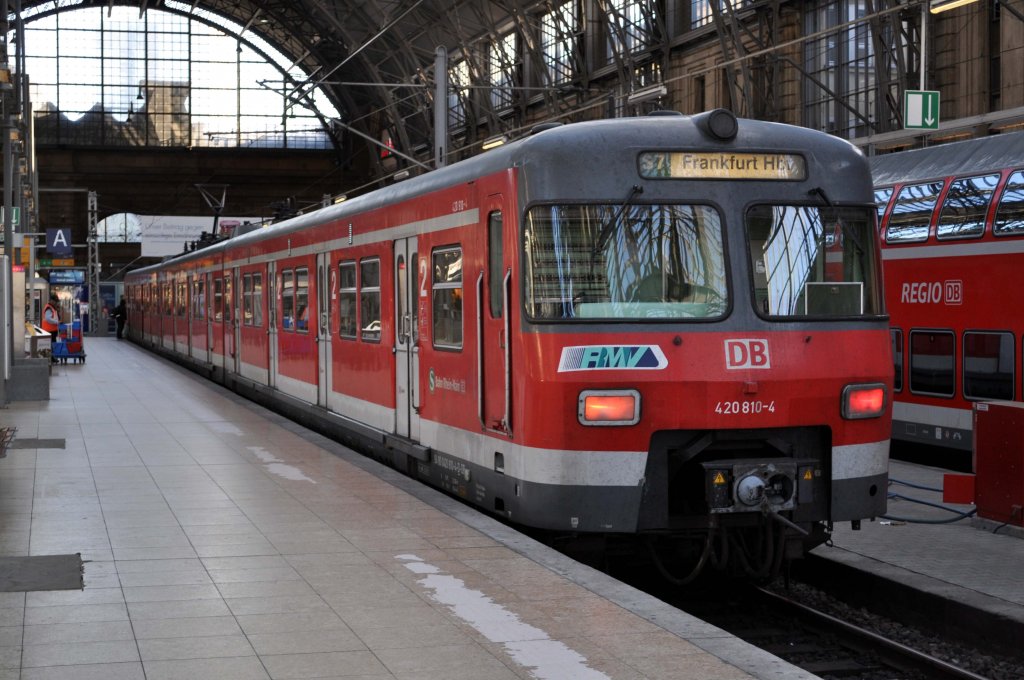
[42,293,62,363]
[112,297,127,340]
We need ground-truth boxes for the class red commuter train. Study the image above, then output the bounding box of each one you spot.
[125,109,890,580]
[872,131,1024,457]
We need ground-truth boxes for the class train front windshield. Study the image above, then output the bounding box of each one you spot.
[523,202,883,321]
[745,205,883,318]
[524,204,728,320]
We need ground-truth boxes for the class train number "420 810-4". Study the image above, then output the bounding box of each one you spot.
[714,400,776,415]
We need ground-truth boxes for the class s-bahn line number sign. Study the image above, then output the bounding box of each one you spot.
[904,90,940,130]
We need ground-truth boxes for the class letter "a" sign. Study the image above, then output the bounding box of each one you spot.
[47,228,72,256]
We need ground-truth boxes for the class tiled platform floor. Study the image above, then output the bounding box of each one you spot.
[0,338,802,680]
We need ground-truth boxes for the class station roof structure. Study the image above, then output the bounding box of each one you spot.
[17,0,516,163]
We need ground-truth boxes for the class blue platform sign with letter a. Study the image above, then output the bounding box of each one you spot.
[47,228,72,256]
[904,90,940,130]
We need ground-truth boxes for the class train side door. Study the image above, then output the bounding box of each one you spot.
[480,202,511,434]
[223,271,235,374]
[204,273,212,365]
[267,262,278,388]
[232,267,242,375]
[187,274,195,358]
[394,237,420,440]
[316,253,333,407]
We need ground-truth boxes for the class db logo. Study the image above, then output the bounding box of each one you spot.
[725,339,771,369]
[944,280,963,305]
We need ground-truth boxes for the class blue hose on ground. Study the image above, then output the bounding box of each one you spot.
[881,478,977,524]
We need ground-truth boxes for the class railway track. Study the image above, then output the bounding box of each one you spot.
[751,586,991,680]
[676,580,994,680]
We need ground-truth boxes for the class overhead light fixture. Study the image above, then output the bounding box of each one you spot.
[394,170,410,181]
[929,0,980,13]
[482,135,507,151]
[333,194,347,204]
[627,84,667,106]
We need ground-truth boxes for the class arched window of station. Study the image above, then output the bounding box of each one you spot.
[11,4,341,149]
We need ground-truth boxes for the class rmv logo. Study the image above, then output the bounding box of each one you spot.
[725,339,771,369]
[558,345,668,372]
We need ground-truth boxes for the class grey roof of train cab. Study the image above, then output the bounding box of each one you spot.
[869,130,1024,186]
[134,112,871,273]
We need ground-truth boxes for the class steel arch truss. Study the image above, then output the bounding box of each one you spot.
[15,0,919,178]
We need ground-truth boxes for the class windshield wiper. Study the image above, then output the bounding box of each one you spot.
[592,184,644,266]
[809,186,864,253]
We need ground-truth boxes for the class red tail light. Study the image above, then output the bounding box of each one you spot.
[578,390,640,426]
[842,384,887,419]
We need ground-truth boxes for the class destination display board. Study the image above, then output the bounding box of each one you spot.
[639,152,807,180]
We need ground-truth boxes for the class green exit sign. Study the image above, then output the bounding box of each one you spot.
[904,90,940,130]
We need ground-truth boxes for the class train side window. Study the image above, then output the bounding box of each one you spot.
[360,258,381,342]
[252,273,263,327]
[213,278,223,322]
[874,187,893,227]
[242,274,253,326]
[936,174,999,240]
[488,211,503,318]
[281,269,294,330]
[295,268,309,332]
[891,328,903,392]
[338,262,357,339]
[886,181,943,243]
[432,246,463,349]
[994,170,1024,236]
[177,280,187,317]
[412,253,419,344]
[193,277,205,320]
[963,331,1014,401]
[909,330,955,398]
[224,275,232,323]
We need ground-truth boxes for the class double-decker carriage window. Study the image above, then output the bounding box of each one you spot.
[360,259,381,342]
[252,273,263,327]
[213,278,223,322]
[936,174,999,239]
[281,270,294,330]
[994,170,1024,236]
[963,331,1014,401]
[295,268,309,332]
[432,247,463,348]
[338,262,357,339]
[524,204,727,320]
[489,212,503,318]
[242,274,254,326]
[909,330,955,397]
[192,278,205,320]
[874,187,893,226]
[746,205,883,317]
[885,181,944,243]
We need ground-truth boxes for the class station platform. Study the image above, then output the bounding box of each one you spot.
[811,457,1024,654]
[0,337,814,680]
